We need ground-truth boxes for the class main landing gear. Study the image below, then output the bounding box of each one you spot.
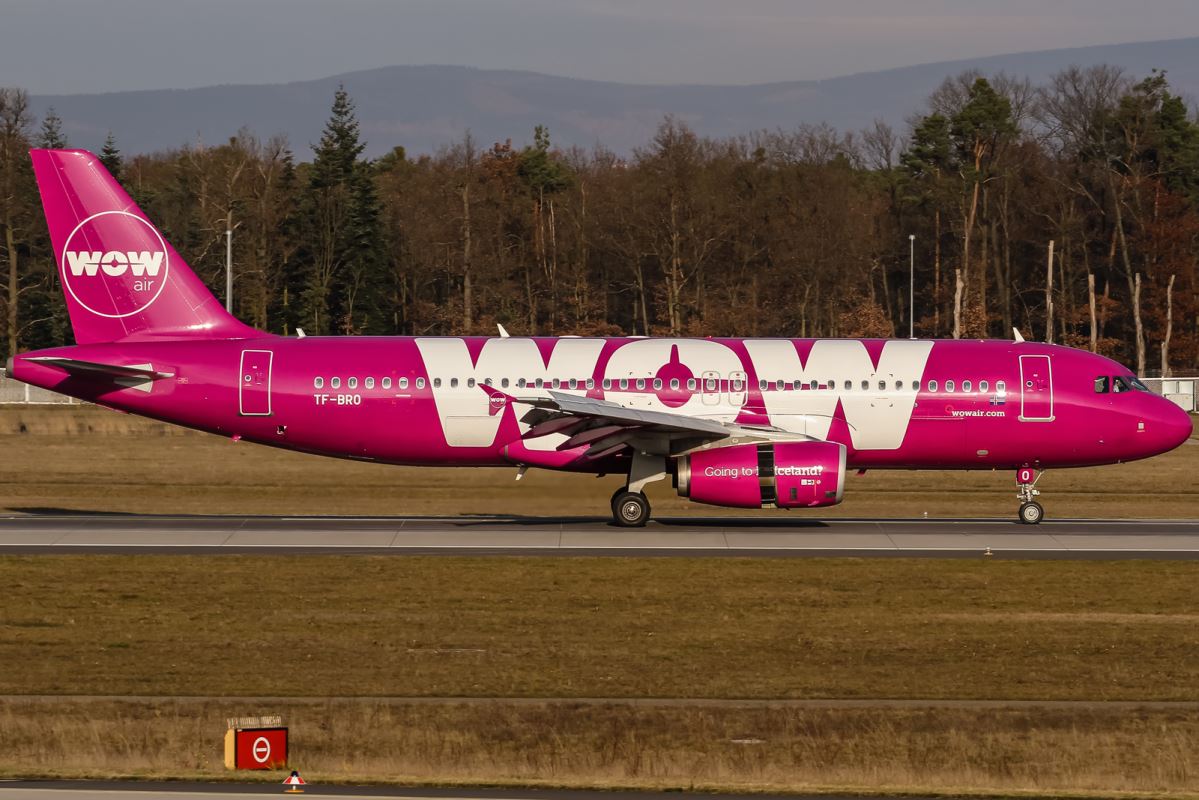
[1016,467,1045,524]
[611,488,650,527]
[610,450,667,527]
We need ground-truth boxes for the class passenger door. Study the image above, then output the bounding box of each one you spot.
[1019,355,1053,422]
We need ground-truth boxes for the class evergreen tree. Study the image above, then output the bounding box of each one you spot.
[36,107,68,149]
[301,85,385,334]
[98,132,122,181]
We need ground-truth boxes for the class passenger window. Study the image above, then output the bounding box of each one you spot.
[861,380,869,391]
[331,377,342,389]
[620,379,629,390]
[945,380,955,392]
[348,377,358,389]
[450,378,459,388]
[963,380,972,393]
[314,377,324,389]
[1094,376,1110,393]
[759,379,767,391]
[484,378,493,386]
[928,380,938,392]
[653,378,663,390]
[844,380,852,391]
[687,379,696,390]
[416,378,426,389]
[996,380,1006,394]
[551,378,560,389]
[776,380,784,391]
[705,378,716,391]
[501,378,509,388]
[602,379,612,390]
[535,378,544,389]
[980,380,989,393]
[365,377,375,389]
[894,380,902,391]
[468,378,477,388]
[517,378,527,388]
[878,380,886,391]
[670,378,680,390]
[731,378,744,392]
[636,379,646,390]
[586,378,595,390]
[434,378,442,388]
[569,378,578,390]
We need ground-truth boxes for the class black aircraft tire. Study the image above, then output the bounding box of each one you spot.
[1018,501,1044,525]
[612,491,650,527]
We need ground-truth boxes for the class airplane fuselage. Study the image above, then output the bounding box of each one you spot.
[12,335,1184,473]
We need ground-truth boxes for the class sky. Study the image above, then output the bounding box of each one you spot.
[4,0,1199,94]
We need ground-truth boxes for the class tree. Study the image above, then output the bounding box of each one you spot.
[517,125,571,325]
[36,107,67,149]
[98,132,122,181]
[0,88,39,359]
[301,85,385,334]
[948,77,1016,338]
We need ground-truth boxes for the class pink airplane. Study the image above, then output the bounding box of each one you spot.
[7,149,1192,526]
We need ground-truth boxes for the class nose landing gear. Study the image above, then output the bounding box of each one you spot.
[1016,467,1044,524]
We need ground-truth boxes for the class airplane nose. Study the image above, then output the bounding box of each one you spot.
[1145,398,1193,454]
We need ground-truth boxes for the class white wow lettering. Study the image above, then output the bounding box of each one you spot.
[66,251,165,278]
[414,338,934,451]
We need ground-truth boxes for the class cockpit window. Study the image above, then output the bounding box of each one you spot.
[1094,376,1110,394]
[1113,376,1149,393]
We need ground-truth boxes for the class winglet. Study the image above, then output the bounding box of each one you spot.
[1012,327,1025,343]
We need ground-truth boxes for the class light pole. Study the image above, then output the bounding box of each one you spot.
[225,227,233,313]
[908,234,915,339]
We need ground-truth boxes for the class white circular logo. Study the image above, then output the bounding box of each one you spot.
[61,210,170,319]
[252,736,271,763]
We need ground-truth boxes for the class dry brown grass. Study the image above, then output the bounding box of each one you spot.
[0,406,1194,519]
[0,698,1196,796]
[2,556,1198,700]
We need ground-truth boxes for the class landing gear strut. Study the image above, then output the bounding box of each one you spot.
[1016,467,1045,524]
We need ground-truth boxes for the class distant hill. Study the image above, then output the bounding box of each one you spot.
[27,37,1199,158]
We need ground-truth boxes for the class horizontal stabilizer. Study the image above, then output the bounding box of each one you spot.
[25,356,175,382]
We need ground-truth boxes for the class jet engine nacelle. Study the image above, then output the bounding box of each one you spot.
[676,441,847,509]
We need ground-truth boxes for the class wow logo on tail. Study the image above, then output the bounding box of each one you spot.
[62,210,170,318]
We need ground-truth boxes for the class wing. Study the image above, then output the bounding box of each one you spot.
[488,386,814,461]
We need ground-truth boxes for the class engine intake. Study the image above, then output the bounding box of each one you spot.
[677,441,846,509]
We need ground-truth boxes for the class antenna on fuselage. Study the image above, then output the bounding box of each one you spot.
[497,323,510,338]
[1012,328,1025,343]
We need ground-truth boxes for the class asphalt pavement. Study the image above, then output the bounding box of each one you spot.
[0,514,1196,558]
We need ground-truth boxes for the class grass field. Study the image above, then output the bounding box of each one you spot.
[2,556,1199,794]
[2,406,1198,795]
[1,698,1196,795]
[0,405,1195,518]
[2,556,1197,699]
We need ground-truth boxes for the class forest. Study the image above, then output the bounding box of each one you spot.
[0,65,1197,376]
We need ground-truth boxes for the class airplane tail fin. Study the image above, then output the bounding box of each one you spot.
[29,148,259,344]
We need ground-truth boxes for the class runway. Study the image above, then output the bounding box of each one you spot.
[0,514,1198,558]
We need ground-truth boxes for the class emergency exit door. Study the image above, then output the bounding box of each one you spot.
[1019,354,1053,422]
[239,349,273,416]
